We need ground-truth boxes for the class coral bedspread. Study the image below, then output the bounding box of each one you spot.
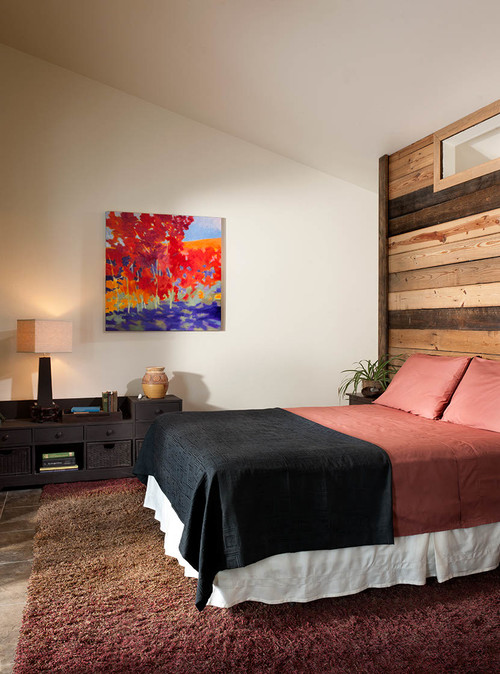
[290,405,500,537]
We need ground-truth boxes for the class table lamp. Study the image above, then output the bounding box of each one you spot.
[17,319,73,422]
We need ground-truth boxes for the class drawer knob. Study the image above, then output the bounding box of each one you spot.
[1,434,9,442]
[154,409,163,415]
[55,432,63,439]
[106,429,114,436]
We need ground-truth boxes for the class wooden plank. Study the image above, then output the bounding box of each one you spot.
[389,307,500,331]
[389,143,433,181]
[388,209,500,256]
[389,231,500,273]
[389,257,500,293]
[388,134,434,163]
[389,282,500,311]
[389,183,500,237]
[389,328,500,356]
[389,165,434,200]
[388,168,500,221]
[379,155,389,359]
[388,346,500,362]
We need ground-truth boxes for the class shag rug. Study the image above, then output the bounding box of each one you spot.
[14,478,499,673]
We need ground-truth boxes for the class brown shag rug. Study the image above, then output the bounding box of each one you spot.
[14,478,500,673]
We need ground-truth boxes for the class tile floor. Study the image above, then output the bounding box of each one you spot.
[0,488,41,674]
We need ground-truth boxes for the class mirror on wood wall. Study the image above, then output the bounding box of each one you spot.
[434,99,500,192]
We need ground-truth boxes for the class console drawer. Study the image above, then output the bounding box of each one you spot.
[33,426,84,444]
[135,402,181,421]
[86,422,133,443]
[0,429,31,447]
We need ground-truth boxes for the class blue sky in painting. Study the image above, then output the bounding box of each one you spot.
[184,216,222,241]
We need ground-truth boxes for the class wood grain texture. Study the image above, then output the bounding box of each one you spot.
[388,134,434,163]
[379,155,389,359]
[384,102,500,361]
[389,282,500,310]
[388,346,500,361]
[389,307,500,331]
[389,231,500,273]
[389,328,500,356]
[389,257,500,292]
[389,183,500,237]
[388,209,500,255]
[389,166,434,200]
[388,168,500,221]
[388,143,433,181]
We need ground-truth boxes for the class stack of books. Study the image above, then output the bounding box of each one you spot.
[39,451,79,473]
[102,391,118,412]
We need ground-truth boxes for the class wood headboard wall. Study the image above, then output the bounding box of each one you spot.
[379,107,500,363]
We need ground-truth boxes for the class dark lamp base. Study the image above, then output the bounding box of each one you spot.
[31,403,61,423]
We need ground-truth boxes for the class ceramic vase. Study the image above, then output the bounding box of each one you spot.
[142,367,168,399]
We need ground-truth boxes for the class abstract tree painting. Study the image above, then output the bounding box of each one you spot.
[105,211,222,331]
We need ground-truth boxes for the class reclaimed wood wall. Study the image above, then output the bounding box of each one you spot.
[380,123,500,362]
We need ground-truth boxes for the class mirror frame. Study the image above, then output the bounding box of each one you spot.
[433,99,500,192]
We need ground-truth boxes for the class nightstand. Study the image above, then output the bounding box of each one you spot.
[128,395,183,460]
[347,393,377,405]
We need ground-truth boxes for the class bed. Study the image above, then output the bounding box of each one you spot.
[133,355,500,609]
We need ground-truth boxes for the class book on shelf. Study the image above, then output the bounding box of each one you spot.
[62,410,122,423]
[42,457,78,467]
[42,451,76,460]
[39,464,79,472]
[71,406,100,413]
[102,391,118,413]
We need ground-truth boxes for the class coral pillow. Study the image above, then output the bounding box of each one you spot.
[373,353,470,420]
[442,357,500,432]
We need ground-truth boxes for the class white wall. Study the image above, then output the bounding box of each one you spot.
[0,45,378,411]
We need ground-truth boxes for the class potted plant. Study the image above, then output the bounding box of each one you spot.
[338,354,404,399]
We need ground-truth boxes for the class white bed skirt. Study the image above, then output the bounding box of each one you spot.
[144,475,500,608]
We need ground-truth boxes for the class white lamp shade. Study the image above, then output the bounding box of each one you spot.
[17,319,73,354]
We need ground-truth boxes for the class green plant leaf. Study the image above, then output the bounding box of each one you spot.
[337,354,406,398]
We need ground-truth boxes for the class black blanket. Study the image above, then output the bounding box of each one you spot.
[133,408,393,610]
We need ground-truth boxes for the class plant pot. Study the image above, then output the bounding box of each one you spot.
[360,379,383,398]
[142,367,169,399]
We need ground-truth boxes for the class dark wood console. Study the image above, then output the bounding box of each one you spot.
[0,395,182,490]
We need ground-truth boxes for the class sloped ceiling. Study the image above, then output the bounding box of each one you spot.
[1,0,499,191]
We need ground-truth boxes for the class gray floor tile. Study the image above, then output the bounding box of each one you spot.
[4,489,41,508]
[0,560,32,605]
[0,601,24,674]
[0,531,34,563]
[0,489,39,673]
[0,506,37,533]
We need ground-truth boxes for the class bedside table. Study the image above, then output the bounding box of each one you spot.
[128,395,183,460]
[347,393,378,405]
